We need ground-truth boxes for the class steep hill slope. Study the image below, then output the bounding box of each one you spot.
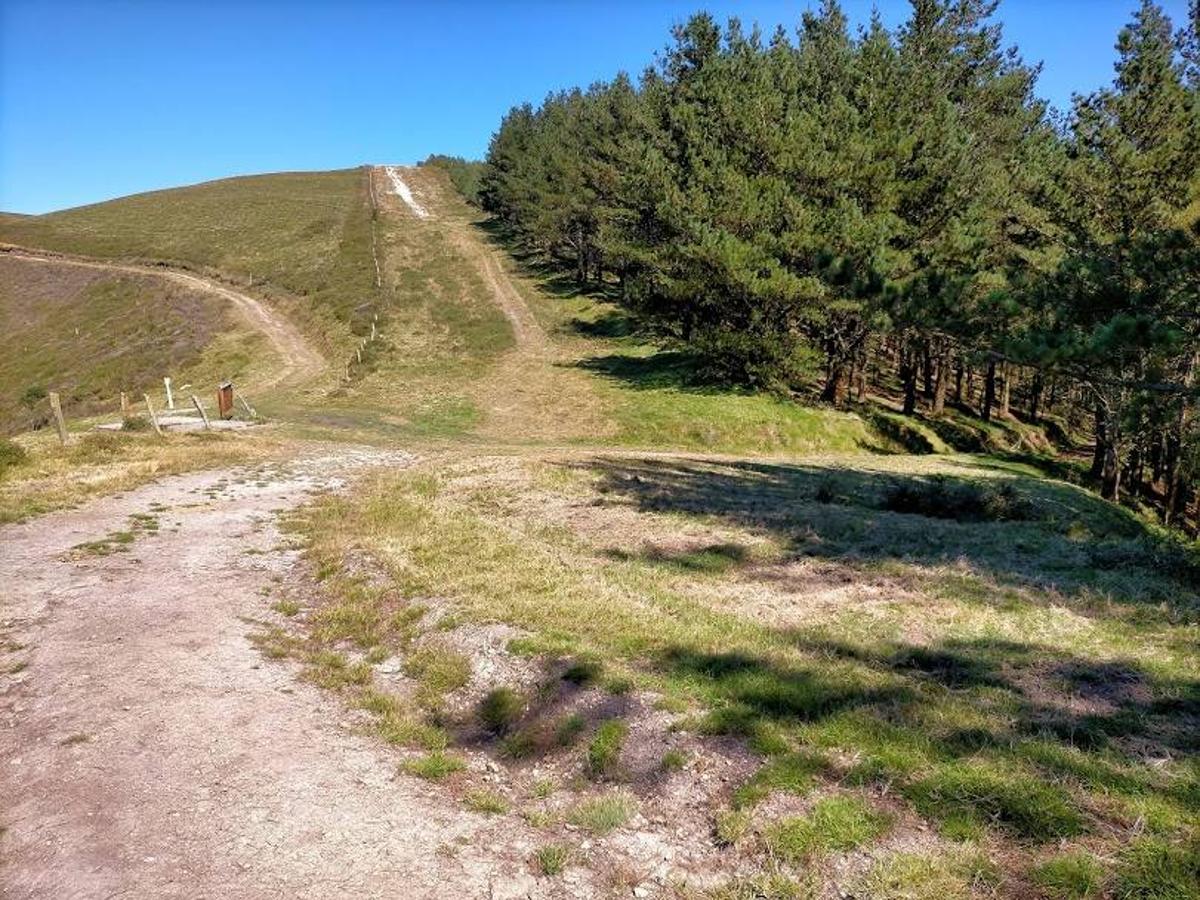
[0,253,261,434]
[0,169,381,349]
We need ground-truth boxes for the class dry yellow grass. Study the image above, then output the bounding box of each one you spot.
[0,427,292,524]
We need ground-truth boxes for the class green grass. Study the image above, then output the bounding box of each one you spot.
[478,686,524,734]
[661,748,689,771]
[1030,850,1107,899]
[586,719,627,780]
[567,790,636,836]
[402,751,466,780]
[732,752,827,809]
[905,757,1085,842]
[0,256,260,435]
[293,447,1200,894]
[579,346,894,454]
[765,796,893,861]
[858,849,1000,900]
[464,789,509,815]
[1114,837,1200,900]
[0,168,381,340]
[691,873,814,900]
[404,641,471,704]
[533,843,571,877]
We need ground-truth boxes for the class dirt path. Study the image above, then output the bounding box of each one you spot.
[0,450,562,899]
[0,246,325,389]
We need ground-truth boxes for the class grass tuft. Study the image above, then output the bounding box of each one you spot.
[464,789,509,815]
[402,751,466,781]
[568,790,636,835]
[479,686,524,734]
[586,719,627,779]
[1031,850,1107,899]
[765,796,892,861]
[1114,837,1200,900]
[533,843,571,877]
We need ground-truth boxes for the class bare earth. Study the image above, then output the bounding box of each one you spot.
[0,451,559,900]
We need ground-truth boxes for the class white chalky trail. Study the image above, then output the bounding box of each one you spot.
[384,166,428,218]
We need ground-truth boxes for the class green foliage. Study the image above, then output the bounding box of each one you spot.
[1113,837,1200,900]
[421,155,485,206]
[882,477,1032,522]
[402,751,465,780]
[586,719,627,779]
[567,790,635,835]
[533,843,570,876]
[1030,850,1107,899]
[765,796,892,861]
[478,686,524,734]
[479,0,1200,529]
[0,438,27,475]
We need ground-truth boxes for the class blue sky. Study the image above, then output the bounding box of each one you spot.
[1,0,1191,214]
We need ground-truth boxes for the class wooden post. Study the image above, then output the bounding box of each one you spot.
[120,392,129,417]
[163,377,174,410]
[190,394,211,430]
[143,393,163,436]
[238,396,257,419]
[356,347,362,364]
[370,321,376,341]
[48,391,69,445]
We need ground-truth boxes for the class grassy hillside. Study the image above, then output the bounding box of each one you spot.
[0,254,265,435]
[0,168,380,347]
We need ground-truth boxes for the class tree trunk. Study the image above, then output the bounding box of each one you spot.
[999,363,1012,419]
[1164,352,1196,526]
[1101,436,1121,502]
[931,347,950,416]
[575,225,586,286]
[981,358,997,422]
[922,343,935,399]
[821,357,851,407]
[901,347,918,416]
[1091,404,1108,480]
[954,360,965,406]
[1029,370,1044,423]
[854,344,869,402]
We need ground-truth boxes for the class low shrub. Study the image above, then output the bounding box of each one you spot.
[883,476,1031,522]
[0,438,27,476]
[479,686,524,734]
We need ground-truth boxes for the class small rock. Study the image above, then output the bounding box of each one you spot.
[633,887,650,898]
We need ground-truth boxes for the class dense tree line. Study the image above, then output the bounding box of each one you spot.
[478,0,1200,526]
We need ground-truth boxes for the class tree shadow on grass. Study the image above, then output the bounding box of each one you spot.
[575,350,731,393]
[653,636,1199,840]
[578,455,1200,618]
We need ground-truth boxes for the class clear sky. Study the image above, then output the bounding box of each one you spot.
[0,0,1191,214]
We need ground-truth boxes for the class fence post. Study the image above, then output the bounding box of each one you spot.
[120,392,129,418]
[190,394,211,430]
[164,377,174,409]
[143,394,163,436]
[48,392,68,445]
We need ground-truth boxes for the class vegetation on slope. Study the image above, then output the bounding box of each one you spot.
[291,450,1200,897]
[479,0,1200,529]
[0,168,382,344]
[0,254,264,435]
